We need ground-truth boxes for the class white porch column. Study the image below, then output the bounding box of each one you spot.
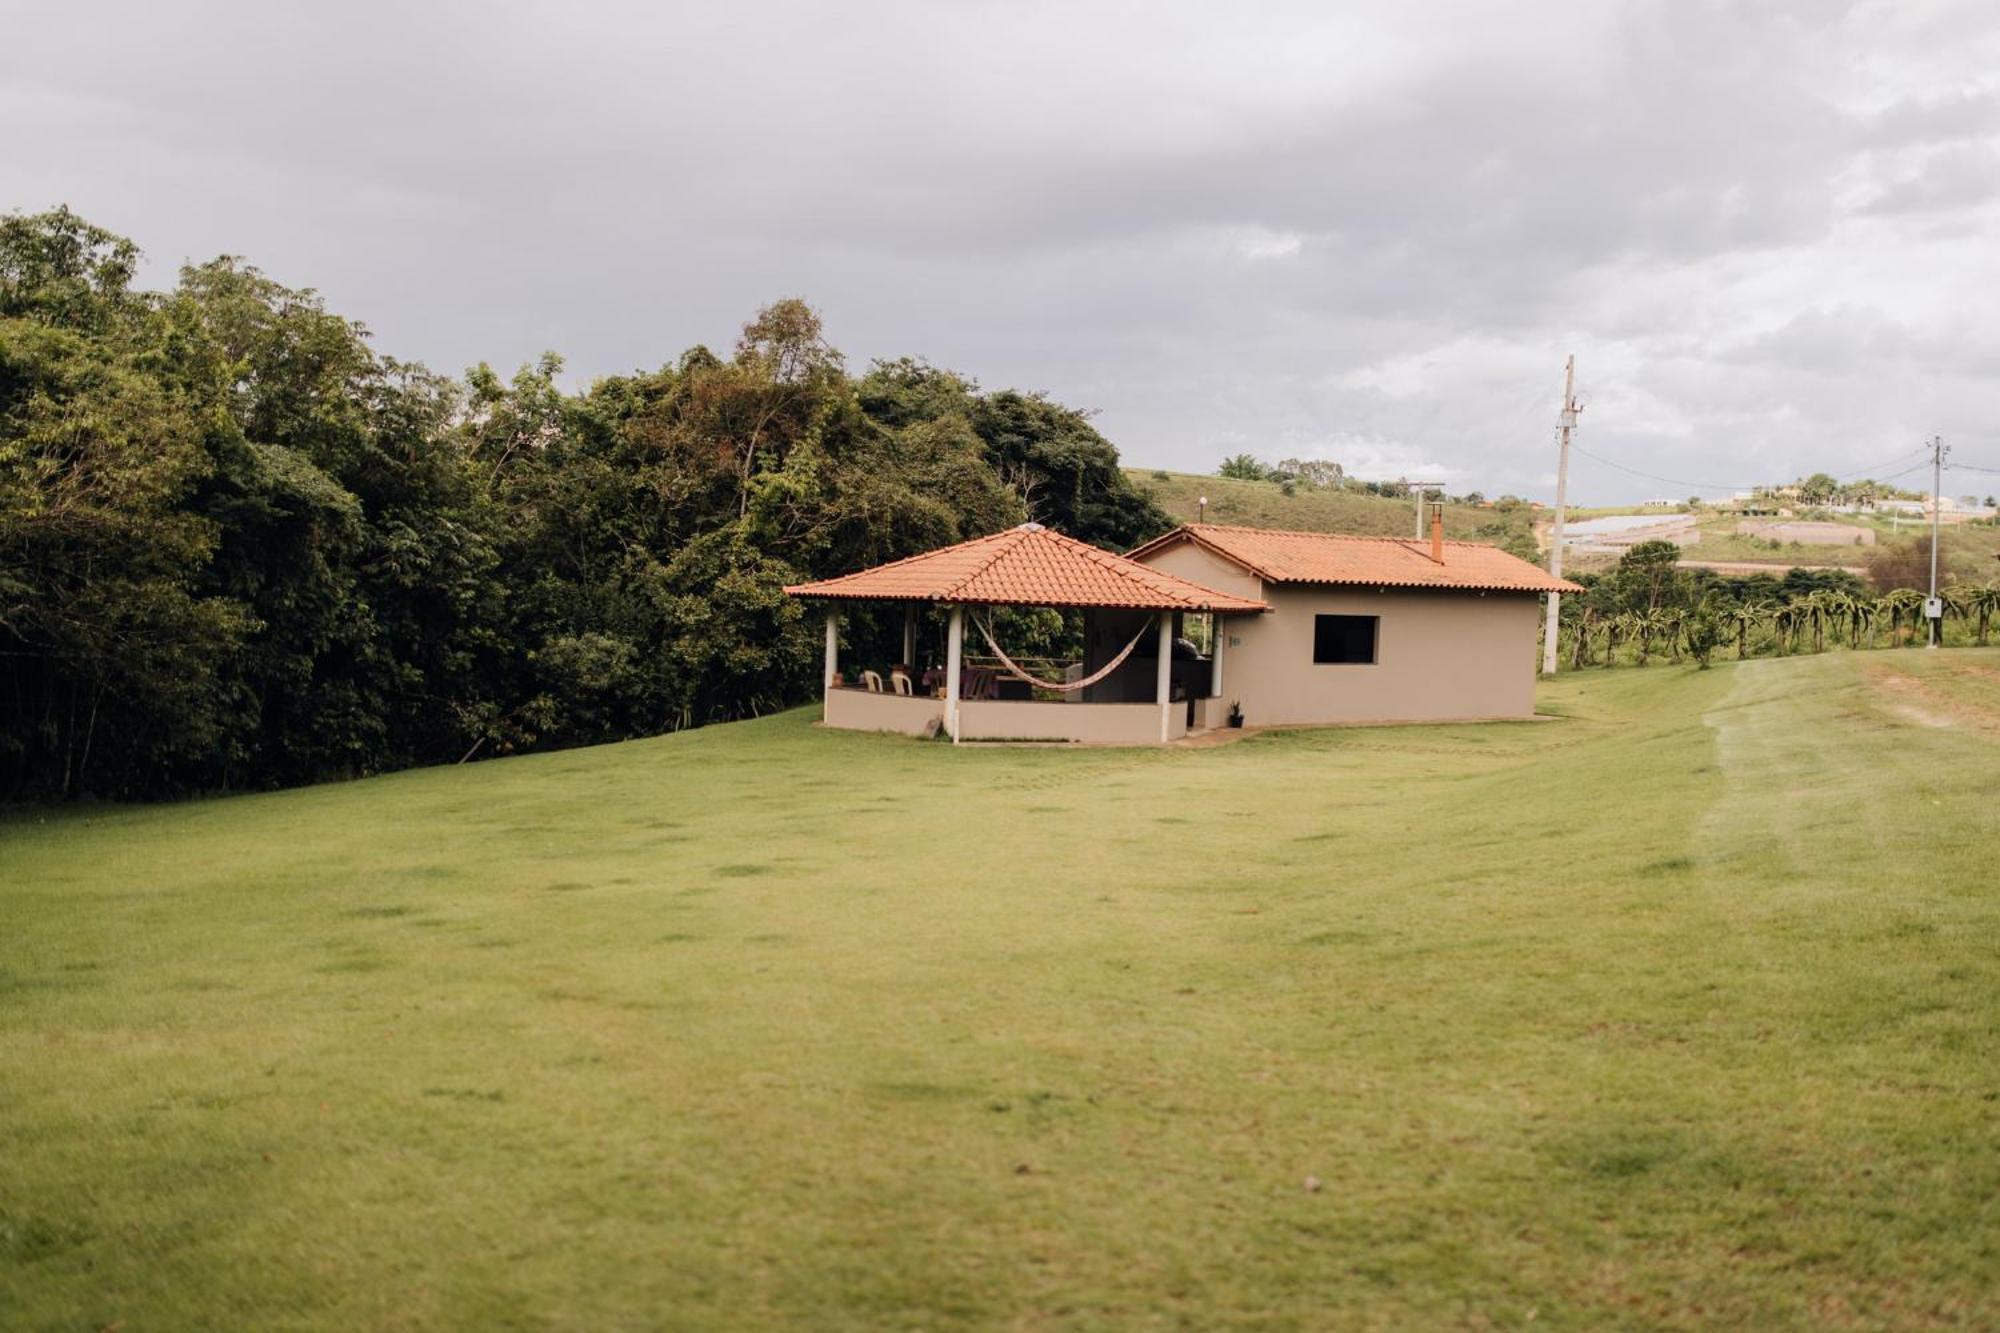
[901,605,917,667]
[823,610,839,691]
[1156,611,1174,743]
[945,605,964,743]
[1211,614,1226,698]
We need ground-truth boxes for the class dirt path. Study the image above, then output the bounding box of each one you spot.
[1861,657,2000,733]
[1676,558,1855,575]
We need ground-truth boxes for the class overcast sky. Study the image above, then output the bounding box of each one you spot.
[8,0,1999,502]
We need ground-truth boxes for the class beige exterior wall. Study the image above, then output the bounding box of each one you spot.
[1132,539,1542,724]
[823,686,942,736]
[1218,586,1539,725]
[958,699,1185,744]
[822,686,1185,743]
[1137,541,1265,604]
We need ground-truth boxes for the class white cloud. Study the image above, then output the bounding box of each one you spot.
[5,0,1998,501]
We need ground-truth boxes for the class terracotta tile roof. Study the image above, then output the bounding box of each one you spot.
[784,524,1269,612]
[1127,524,1586,594]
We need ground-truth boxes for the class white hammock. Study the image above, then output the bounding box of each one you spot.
[975,616,1153,693]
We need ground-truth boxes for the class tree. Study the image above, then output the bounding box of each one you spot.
[0,208,250,797]
[1881,588,1926,646]
[1682,598,1722,668]
[1868,534,1943,593]
[0,210,1198,800]
[1661,606,1686,663]
[1769,602,1799,655]
[1567,605,1595,670]
[1611,540,1686,615]
[1962,582,2000,647]
[1852,596,1877,649]
[1725,602,1763,659]
[1630,609,1666,666]
[968,389,1169,548]
[1217,453,1269,482]
[1801,591,1831,654]
[1601,612,1625,667]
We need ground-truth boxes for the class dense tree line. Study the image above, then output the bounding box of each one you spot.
[1,208,1169,799]
[1556,539,2000,668]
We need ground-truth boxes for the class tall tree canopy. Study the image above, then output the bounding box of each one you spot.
[0,209,1169,799]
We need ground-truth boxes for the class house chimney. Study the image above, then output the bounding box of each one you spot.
[1429,503,1445,563]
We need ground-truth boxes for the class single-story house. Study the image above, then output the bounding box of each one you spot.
[783,514,1580,744]
[1125,521,1582,727]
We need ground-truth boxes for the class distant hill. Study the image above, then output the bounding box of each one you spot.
[1125,469,1540,559]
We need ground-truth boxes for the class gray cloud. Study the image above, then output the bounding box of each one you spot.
[5,0,1997,500]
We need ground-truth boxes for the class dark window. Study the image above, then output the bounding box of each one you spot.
[1312,614,1378,664]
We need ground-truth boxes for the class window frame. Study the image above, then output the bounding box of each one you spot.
[1311,613,1379,666]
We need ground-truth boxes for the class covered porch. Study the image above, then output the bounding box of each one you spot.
[785,524,1267,745]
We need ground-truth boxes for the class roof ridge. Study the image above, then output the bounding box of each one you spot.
[938,523,1031,600]
[1122,522,1580,594]
[1055,527,1168,584]
[1191,522,1485,546]
[784,521,1276,610]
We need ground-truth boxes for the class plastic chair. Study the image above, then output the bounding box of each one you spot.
[862,670,884,693]
[890,669,912,696]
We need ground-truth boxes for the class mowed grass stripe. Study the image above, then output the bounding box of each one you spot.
[2,652,1997,1329]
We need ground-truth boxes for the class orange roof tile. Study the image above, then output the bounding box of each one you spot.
[784,524,1269,612]
[1127,524,1586,595]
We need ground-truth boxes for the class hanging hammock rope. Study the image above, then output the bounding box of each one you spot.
[975,615,1154,693]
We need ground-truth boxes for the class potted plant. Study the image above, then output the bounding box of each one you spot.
[1227,701,1244,729]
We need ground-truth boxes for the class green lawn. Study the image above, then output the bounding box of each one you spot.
[4,653,1999,1329]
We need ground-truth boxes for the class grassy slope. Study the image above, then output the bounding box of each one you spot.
[4,653,1999,1329]
[1126,469,1531,544]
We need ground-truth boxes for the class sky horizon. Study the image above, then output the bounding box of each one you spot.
[8,0,1999,504]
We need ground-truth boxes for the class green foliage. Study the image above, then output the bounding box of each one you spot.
[0,213,249,796]
[1681,598,1722,668]
[1610,539,1686,613]
[1556,538,1990,671]
[0,210,1163,799]
[1473,520,1538,563]
[970,388,1167,547]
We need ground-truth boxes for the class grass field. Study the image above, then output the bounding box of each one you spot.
[1125,469,1533,547]
[5,652,1999,1328]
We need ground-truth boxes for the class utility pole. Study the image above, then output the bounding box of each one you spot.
[1927,435,1948,648]
[1541,354,1580,675]
[1405,480,1448,537]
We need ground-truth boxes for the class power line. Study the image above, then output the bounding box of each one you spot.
[1568,445,1934,494]
[1862,460,1937,485]
[1835,446,1930,481]
[1566,445,1761,493]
